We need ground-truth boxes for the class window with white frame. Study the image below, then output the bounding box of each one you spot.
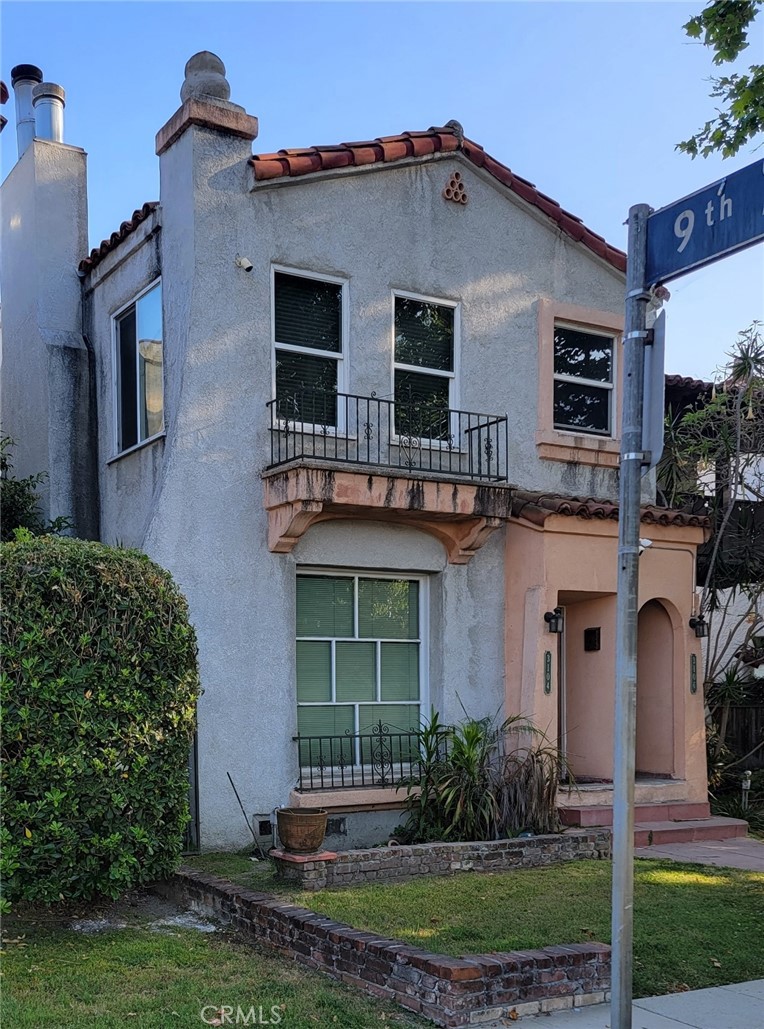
[274,271,344,427]
[394,294,456,440]
[114,282,164,453]
[296,572,424,765]
[553,323,615,436]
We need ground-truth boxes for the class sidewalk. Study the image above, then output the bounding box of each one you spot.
[634,835,764,871]
[518,979,764,1027]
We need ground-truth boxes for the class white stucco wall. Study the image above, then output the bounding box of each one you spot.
[81,114,630,849]
[1,139,96,534]
[82,211,165,546]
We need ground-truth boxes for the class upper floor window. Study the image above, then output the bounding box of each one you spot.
[394,293,457,440]
[114,282,163,453]
[274,270,344,427]
[553,324,615,437]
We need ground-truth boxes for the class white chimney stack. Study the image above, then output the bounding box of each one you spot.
[11,64,42,157]
[32,82,65,144]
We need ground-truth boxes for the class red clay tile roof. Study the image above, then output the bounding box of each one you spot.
[510,490,710,529]
[665,374,713,391]
[250,125,627,274]
[78,202,159,275]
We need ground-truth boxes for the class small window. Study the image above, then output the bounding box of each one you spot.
[115,283,163,453]
[553,324,614,436]
[394,295,456,440]
[296,573,423,767]
[274,271,343,427]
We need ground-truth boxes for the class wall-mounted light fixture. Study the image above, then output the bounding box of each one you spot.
[689,614,708,638]
[544,607,564,634]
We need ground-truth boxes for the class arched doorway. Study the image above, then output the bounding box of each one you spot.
[636,599,675,777]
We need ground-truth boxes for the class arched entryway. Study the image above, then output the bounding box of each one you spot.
[636,599,675,777]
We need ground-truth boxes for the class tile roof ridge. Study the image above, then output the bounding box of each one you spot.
[250,125,625,274]
[78,201,159,275]
[510,489,710,528]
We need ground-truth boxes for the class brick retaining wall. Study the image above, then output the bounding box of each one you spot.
[155,867,611,1026]
[272,829,611,890]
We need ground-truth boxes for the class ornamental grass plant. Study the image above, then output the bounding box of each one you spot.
[395,707,568,843]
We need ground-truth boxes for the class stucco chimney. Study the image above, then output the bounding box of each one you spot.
[32,82,65,143]
[10,63,42,157]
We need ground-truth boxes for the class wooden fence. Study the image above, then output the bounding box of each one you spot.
[727,705,764,769]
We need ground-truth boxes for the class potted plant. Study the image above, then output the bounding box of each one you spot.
[276,807,328,854]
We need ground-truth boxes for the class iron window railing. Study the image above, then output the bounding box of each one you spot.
[267,389,508,482]
[294,720,450,791]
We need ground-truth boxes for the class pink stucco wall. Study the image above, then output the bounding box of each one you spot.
[505,515,708,805]
[636,600,675,776]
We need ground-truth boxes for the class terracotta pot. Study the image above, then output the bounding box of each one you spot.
[276,807,328,854]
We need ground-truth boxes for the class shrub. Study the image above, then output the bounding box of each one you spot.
[0,536,200,904]
[395,708,569,843]
[0,435,70,540]
[710,793,764,834]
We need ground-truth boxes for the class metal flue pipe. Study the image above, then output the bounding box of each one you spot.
[32,82,65,143]
[10,63,42,157]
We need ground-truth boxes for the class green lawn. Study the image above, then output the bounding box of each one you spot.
[187,853,764,999]
[184,851,286,894]
[0,895,425,1029]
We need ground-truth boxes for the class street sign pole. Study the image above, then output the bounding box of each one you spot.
[611,203,650,1029]
[609,156,762,1029]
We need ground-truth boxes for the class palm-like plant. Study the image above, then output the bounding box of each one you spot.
[395,709,571,842]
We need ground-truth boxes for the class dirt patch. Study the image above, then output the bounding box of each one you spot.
[6,890,221,938]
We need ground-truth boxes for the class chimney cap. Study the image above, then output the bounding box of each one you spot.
[32,82,66,106]
[11,64,43,86]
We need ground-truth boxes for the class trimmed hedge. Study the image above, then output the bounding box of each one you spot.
[0,536,200,903]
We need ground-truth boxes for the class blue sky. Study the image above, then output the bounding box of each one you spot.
[3,1,763,378]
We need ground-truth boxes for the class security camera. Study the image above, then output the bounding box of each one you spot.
[235,255,253,273]
[639,538,653,556]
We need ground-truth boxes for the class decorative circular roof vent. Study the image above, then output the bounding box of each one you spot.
[443,171,467,205]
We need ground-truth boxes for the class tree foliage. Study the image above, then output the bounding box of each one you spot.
[658,324,764,768]
[679,0,764,158]
[0,536,200,904]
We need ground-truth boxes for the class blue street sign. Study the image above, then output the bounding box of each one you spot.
[645,158,764,286]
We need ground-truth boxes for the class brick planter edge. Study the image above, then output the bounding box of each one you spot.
[153,865,611,1027]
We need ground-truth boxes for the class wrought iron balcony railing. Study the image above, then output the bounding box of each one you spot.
[294,720,450,791]
[267,389,508,482]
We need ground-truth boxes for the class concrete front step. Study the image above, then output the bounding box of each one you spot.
[634,816,748,847]
[559,801,710,827]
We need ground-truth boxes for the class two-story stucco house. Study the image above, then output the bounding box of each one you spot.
[2,53,720,851]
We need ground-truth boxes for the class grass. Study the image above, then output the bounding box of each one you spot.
[0,894,426,1029]
[187,852,764,999]
[184,851,286,894]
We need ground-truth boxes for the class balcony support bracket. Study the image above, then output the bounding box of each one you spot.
[263,463,512,564]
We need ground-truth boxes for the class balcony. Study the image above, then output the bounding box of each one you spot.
[267,389,508,483]
[263,390,514,564]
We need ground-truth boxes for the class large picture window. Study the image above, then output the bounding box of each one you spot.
[296,573,424,765]
[394,294,456,440]
[114,282,164,453]
[274,270,344,427]
[553,324,614,436]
